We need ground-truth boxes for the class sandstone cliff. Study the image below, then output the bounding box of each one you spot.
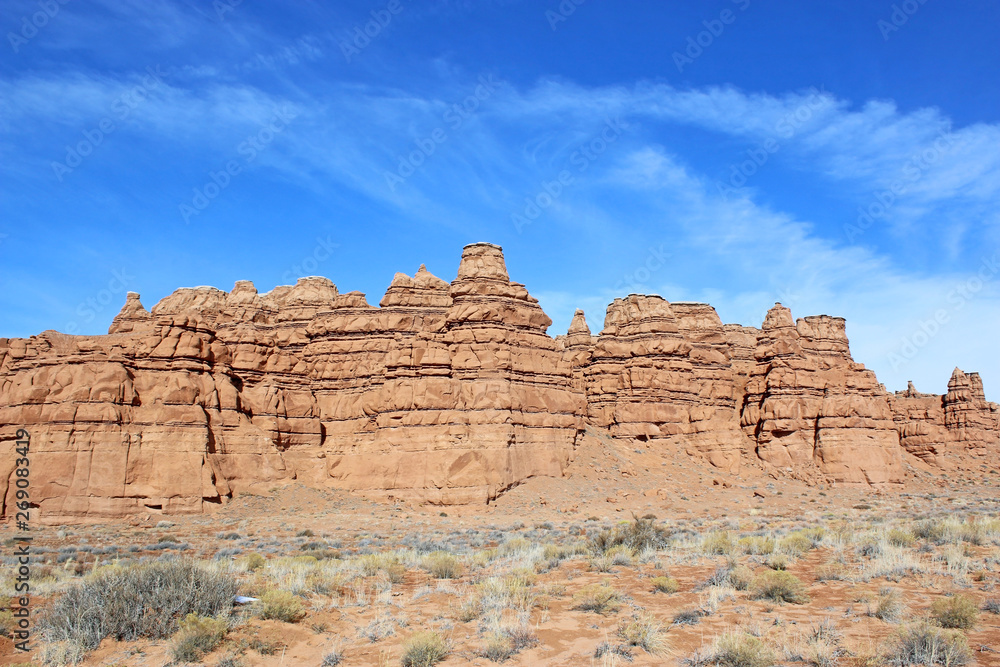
[2,245,997,520]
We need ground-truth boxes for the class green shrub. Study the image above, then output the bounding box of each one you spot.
[39,560,237,652]
[651,576,679,593]
[170,613,228,662]
[751,570,809,604]
[572,583,622,614]
[257,590,306,623]
[887,622,970,666]
[778,532,813,556]
[400,631,450,667]
[739,535,775,555]
[930,594,978,630]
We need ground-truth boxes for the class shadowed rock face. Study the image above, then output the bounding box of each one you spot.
[1,246,996,520]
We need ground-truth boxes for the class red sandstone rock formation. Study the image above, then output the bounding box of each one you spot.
[889,371,1000,464]
[2,246,997,520]
[739,304,903,484]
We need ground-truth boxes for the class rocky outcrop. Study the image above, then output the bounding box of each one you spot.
[2,246,995,520]
[739,304,903,484]
[889,371,1000,464]
[585,296,749,471]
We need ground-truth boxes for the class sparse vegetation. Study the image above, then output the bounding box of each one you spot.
[651,575,680,593]
[572,583,622,614]
[886,622,971,666]
[169,613,228,662]
[400,631,450,667]
[617,611,667,655]
[710,630,776,667]
[750,570,809,604]
[930,594,978,630]
[257,589,306,623]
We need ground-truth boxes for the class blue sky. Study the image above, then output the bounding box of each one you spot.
[1,0,998,399]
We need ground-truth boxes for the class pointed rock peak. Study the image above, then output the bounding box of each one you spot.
[413,265,448,288]
[762,303,794,330]
[907,380,917,395]
[456,242,509,282]
[568,309,591,336]
[109,292,152,334]
[418,263,428,272]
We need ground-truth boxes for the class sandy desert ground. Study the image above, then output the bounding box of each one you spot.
[2,434,999,667]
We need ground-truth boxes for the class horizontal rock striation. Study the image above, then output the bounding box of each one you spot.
[2,244,997,520]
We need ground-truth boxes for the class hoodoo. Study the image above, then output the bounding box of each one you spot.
[1,244,997,520]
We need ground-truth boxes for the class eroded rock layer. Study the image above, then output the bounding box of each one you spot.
[889,371,1000,465]
[2,245,998,520]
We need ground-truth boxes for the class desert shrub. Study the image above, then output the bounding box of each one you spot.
[39,560,237,652]
[651,576,679,593]
[595,641,634,662]
[887,528,917,548]
[739,535,775,555]
[869,587,904,622]
[712,631,776,667]
[257,590,306,623]
[778,532,813,556]
[729,565,754,591]
[673,608,703,625]
[983,598,1000,614]
[321,648,345,666]
[606,544,633,566]
[170,613,228,662]
[244,552,266,571]
[765,554,788,571]
[886,622,970,666]
[617,612,667,655]
[913,519,947,543]
[930,594,978,630]
[703,531,735,555]
[296,529,315,537]
[400,631,450,667]
[750,570,809,604]
[572,583,622,614]
[479,632,515,662]
[590,515,670,554]
[423,551,462,579]
[815,562,846,581]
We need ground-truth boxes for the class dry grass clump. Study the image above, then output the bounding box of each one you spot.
[423,551,462,579]
[703,531,736,555]
[814,561,846,581]
[39,560,237,656]
[887,528,916,548]
[868,587,905,622]
[885,622,971,666]
[930,594,978,630]
[400,630,450,666]
[710,630,776,667]
[169,613,228,662]
[590,515,671,554]
[257,589,306,622]
[738,535,775,555]
[617,611,668,655]
[777,532,813,556]
[651,575,680,593]
[572,583,622,614]
[750,570,809,604]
